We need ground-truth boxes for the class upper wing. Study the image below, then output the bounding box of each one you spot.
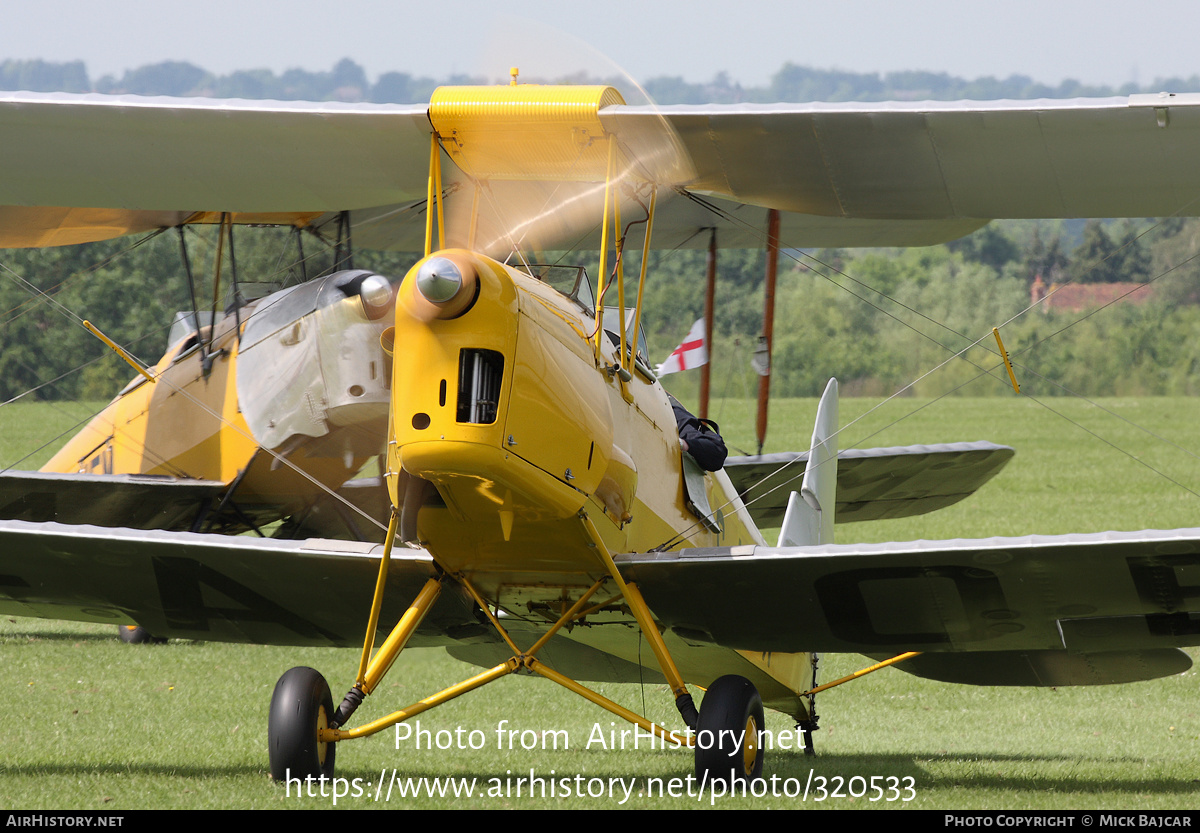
[0,93,433,209]
[616,529,1200,686]
[640,94,1200,247]
[629,95,1200,220]
[725,442,1015,526]
[4,91,1200,249]
[0,92,433,246]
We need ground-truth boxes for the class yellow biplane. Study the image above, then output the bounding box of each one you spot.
[2,80,1200,786]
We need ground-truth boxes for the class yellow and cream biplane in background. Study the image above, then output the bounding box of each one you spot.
[2,80,1200,785]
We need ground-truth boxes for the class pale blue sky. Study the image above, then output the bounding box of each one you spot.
[2,1,1196,91]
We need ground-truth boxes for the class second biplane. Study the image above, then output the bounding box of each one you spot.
[2,80,1200,785]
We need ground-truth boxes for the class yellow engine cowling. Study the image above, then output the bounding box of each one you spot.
[388,250,631,537]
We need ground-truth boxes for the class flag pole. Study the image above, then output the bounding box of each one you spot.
[700,228,717,419]
[755,209,779,455]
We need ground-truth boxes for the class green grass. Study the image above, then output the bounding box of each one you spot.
[3,396,1200,809]
[0,399,109,471]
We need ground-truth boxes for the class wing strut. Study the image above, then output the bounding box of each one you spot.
[802,652,923,697]
[222,214,244,347]
[81,320,155,383]
[332,210,355,273]
[177,226,210,374]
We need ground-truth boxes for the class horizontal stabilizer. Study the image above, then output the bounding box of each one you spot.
[616,527,1200,684]
[727,441,1014,526]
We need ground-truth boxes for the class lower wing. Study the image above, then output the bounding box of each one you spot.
[617,529,1200,686]
[0,518,476,647]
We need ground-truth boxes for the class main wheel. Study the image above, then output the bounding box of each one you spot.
[117,625,166,644]
[268,666,336,782]
[695,675,765,786]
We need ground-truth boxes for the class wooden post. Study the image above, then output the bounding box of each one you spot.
[700,229,717,419]
[755,209,780,455]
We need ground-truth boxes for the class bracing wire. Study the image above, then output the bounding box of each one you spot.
[649,191,1200,551]
[0,209,431,537]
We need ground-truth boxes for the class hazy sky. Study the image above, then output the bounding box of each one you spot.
[3,1,1198,91]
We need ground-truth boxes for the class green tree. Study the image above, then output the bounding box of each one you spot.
[1070,220,1119,283]
[947,224,1020,271]
[1151,217,1200,304]
[1109,220,1151,283]
[1023,226,1069,284]
[372,72,440,104]
[0,59,89,93]
[107,61,209,96]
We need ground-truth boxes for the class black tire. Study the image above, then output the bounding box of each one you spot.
[118,625,165,644]
[268,667,336,782]
[695,675,765,786]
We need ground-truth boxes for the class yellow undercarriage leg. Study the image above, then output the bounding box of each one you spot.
[361,577,444,694]
[526,658,694,748]
[355,509,401,686]
[332,510,445,728]
[579,512,700,728]
[802,651,922,696]
[458,570,696,747]
[322,577,610,743]
[323,555,698,751]
[323,659,520,742]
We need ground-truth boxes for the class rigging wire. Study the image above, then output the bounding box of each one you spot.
[0,211,426,536]
[7,179,1200,549]
[680,189,1200,443]
[648,193,1200,551]
[0,227,171,328]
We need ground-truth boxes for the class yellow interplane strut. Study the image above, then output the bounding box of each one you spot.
[82,320,155,383]
[992,327,1020,393]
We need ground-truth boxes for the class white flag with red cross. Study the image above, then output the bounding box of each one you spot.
[656,318,708,376]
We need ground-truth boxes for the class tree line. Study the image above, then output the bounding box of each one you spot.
[4,215,1200,404]
[650,216,1200,401]
[4,57,1199,105]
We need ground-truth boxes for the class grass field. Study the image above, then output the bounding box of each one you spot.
[2,395,1200,809]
